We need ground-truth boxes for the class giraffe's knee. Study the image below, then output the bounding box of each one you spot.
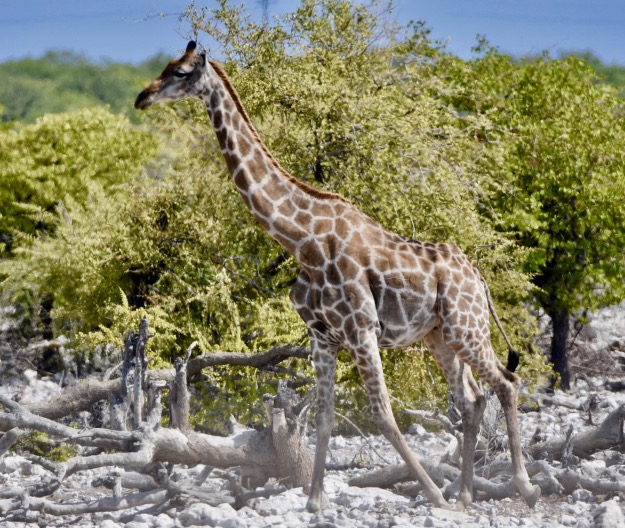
[492,376,519,410]
[370,406,401,438]
[315,407,334,436]
[459,394,486,435]
[455,376,486,418]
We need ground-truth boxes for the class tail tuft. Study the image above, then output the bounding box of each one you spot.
[480,273,520,373]
[506,348,520,373]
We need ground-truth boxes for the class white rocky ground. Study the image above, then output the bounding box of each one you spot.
[2,302,625,527]
[3,404,624,528]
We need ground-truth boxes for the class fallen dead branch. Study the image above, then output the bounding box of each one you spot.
[348,454,625,503]
[4,489,170,517]
[12,344,311,423]
[0,319,314,520]
[348,403,625,503]
[528,404,625,460]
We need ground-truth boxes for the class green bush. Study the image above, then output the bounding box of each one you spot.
[0,107,158,254]
[1,1,557,429]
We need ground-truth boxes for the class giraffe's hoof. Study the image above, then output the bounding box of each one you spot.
[430,500,459,512]
[430,497,453,510]
[458,490,472,508]
[523,484,541,509]
[306,498,320,513]
[306,493,330,513]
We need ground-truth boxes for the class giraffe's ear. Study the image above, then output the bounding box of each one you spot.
[198,51,207,67]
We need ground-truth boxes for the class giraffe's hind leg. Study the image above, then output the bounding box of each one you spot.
[487,364,541,507]
[350,332,450,509]
[424,328,486,507]
[444,333,540,508]
[436,272,540,508]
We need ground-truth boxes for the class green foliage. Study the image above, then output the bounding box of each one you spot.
[559,51,625,97]
[0,51,168,123]
[0,107,158,255]
[454,50,625,316]
[14,430,78,462]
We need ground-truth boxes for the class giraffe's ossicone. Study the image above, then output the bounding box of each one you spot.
[135,41,541,511]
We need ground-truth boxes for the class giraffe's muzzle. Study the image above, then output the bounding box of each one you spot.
[134,89,153,110]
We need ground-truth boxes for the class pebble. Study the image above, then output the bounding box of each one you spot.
[559,513,578,526]
[153,513,176,528]
[592,499,625,528]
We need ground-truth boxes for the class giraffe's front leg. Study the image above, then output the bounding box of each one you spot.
[351,332,450,509]
[306,339,337,513]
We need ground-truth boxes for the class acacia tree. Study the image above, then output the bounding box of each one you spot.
[456,50,625,389]
[0,107,158,254]
[1,0,544,426]
[184,0,536,315]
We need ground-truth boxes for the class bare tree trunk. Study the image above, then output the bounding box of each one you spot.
[270,382,313,492]
[132,317,150,428]
[549,308,571,390]
[170,357,191,431]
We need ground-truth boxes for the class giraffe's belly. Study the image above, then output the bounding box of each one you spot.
[377,313,438,348]
[374,288,439,348]
[291,269,439,349]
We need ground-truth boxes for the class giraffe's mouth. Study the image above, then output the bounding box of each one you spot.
[134,89,154,110]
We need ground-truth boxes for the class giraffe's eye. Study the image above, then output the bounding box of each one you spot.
[174,70,189,79]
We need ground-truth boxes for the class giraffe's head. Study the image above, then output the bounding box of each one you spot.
[135,41,207,110]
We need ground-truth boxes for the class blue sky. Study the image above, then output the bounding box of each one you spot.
[1,1,625,64]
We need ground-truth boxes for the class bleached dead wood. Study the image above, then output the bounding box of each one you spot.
[21,379,121,420]
[528,404,625,460]
[403,408,458,436]
[10,344,311,424]
[348,454,625,503]
[348,403,625,503]
[0,427,25,457]
[348,459,455,489]
[3,488,170,517]
[269,383,313,492]
[0,319,314,518]
[0,393,275,467]
[169,342,194,431]
[0,393,308,517]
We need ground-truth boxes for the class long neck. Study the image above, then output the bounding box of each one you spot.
[200,62,323,256]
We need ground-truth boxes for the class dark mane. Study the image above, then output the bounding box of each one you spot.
[208,60,349,204]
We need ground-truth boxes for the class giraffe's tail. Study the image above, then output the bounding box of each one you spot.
[480,275,520,373]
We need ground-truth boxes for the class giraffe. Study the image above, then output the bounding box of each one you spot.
[135,41,541,511]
